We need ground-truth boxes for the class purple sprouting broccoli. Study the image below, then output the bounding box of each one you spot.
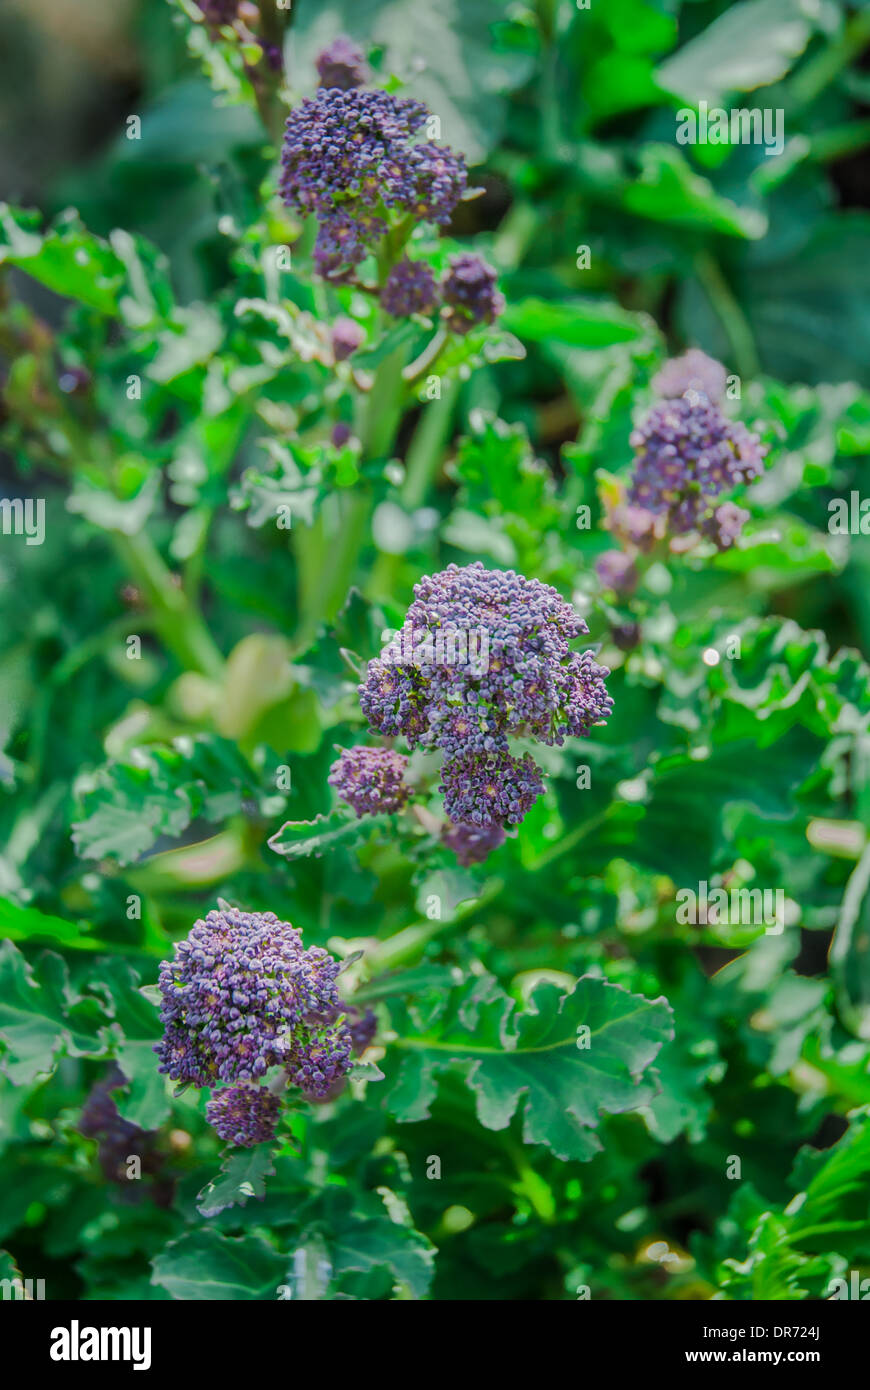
[439,750,545,827]
[441,253,505,334]
[80,1066,171,1202]
[442,819,507,866]
[315,35,371,91]
[595,550,638,594]
[198,0,239,27]
[327,746,410,817]
[611,620,641,652]
[380,258,439,318]
[205,1084,281,1147]
[279,88,466,280]
[357,563,611,835]
[359,562,613,757]
[652,349,727,404]
[154,905,353,1100]
[347,1004,377,1054]
[607,502,659,552]
[331,316,365,361]
[627,396,765,547]
[702,500,750,550]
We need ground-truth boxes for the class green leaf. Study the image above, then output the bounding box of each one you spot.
[703,1112,870,1297]
[329,1211,435,1299]
[738,213,870,384]
[657,0,819,106]
[151,1230,287,1300]
[0,205,123,313]
[501,297,648,347]
[88,959,167,1128]
[623,145,767,238]
[71,737,264,866]
[0,943,110,1084]
[830,843,870,1040]
[268,811,387,861]
[0,898,101,953]
[383,973,673,1160]
[197,1149,277,1219]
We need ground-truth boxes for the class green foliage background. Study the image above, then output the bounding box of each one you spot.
[0,0,868,1301]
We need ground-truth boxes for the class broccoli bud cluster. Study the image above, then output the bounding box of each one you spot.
[627,394,765,548]
[205,1084,281,1147]
[154,906,355,1143]
[356,562,612,859]
[328,746,411,817]
[279,86,466,281]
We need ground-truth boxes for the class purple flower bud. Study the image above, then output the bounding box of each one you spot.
[280,89,466,282]
[58,365,90,395]
[198,0,239,27]
[702,499,750,550]
[80,1066,164,1187]
[441,254,505,334]
[347,1005,377,1054]
[440,749,545,828]
[628,396,765,539]
[442,820,506,866]
[380,258,439,318]
[652,349,727,404]
[611,621,641,652]
[258,40,283,73]
[608,503,659,552]
[315,35,371,91]
[331,316,365,361]
[595,549,637,594]
[328,746,410,817]
[206,1084,280,1147]
[332,421,353,447]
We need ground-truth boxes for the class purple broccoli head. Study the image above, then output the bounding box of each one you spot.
[206,1084,281,1147]
[154,905,353,1098]
[327,746,410,817]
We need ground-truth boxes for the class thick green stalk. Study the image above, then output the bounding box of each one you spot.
[112,530,224,679]
[401,378,459,509]
[693,251,760,380]
[293,490,370,649]
[789,8,870,110]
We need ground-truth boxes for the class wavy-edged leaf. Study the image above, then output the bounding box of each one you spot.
[268,810,387,861]
[383,972,673,1160]
[0,942,111,1084]
[152,1230,287,1300]
[197,1149,277,1219]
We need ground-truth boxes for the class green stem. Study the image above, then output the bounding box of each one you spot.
[402,325,448,385]
[807,119,870,163]
[493,201,539,271]
[507,1141,557,1222]
[693,251,760,380]
[401,378,459,509]
[368,876,505,972]
[526,809,609,871]
[789,8,870,110]
[293,490,369,649]
[358,340,411,459]
[111,530,224,678]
